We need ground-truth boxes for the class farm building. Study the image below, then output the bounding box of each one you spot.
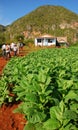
[57,37,68,47]
[35,35,68,47]
[34,35,57,46]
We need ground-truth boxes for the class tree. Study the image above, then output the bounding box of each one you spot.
[0,34,6,47]
[15,34,24,42]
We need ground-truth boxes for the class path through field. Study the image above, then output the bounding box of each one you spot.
[0,57,8,75]
[0,51,26,130]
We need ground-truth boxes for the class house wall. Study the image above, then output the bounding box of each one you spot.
[35,38,56,46]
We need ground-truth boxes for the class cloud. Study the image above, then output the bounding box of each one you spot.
[0,12,11,25]
[0,7,12,25]
[0,18,12,26]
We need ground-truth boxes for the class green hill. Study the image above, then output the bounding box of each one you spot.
[2,5,78,44]
[0,25,6,44]
[0,25,6,32]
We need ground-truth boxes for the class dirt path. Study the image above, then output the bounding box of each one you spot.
[0,57,8,75]
[0,103,26,130]
[0,52,27,130]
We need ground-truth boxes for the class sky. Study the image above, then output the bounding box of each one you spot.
[0,0,78,26]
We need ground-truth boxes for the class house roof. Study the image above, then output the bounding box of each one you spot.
[57,37,67,42]
[36,34,56,39]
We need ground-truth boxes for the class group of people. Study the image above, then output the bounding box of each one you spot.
[2,42,20,60]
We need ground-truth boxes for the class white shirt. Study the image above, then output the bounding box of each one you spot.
[2,44,6,50]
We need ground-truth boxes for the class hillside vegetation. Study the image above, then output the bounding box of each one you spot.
[1,5,78,44]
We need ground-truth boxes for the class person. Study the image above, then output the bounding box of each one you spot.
[6,44,11,59]
[17,42,20,55]
[10,42,15,51]
[2,43,6,58]
[13,44,18,56]
[20,43,23,50]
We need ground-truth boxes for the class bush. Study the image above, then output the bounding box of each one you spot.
[24,38,34,46]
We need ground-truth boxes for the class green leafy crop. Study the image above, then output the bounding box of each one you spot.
[0,47,78,130]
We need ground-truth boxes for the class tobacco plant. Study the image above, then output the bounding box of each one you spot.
[0,47,78,130]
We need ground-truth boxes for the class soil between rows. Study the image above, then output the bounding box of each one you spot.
[0,56,26,130]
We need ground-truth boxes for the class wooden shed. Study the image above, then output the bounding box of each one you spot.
[57,37,68,47]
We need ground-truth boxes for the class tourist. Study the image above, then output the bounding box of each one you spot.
[6,44,11,59]
[10,42,15,51]
[13,44,18,56]
[2,43,6,58]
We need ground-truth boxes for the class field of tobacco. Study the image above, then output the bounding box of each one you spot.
[0,47,78,130]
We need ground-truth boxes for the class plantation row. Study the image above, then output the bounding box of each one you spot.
[0,47,78,130]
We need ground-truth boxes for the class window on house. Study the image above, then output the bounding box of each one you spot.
[37,39,41,42]
[48,39,54,43]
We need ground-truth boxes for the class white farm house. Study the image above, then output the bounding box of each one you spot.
[35,35,57,46]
